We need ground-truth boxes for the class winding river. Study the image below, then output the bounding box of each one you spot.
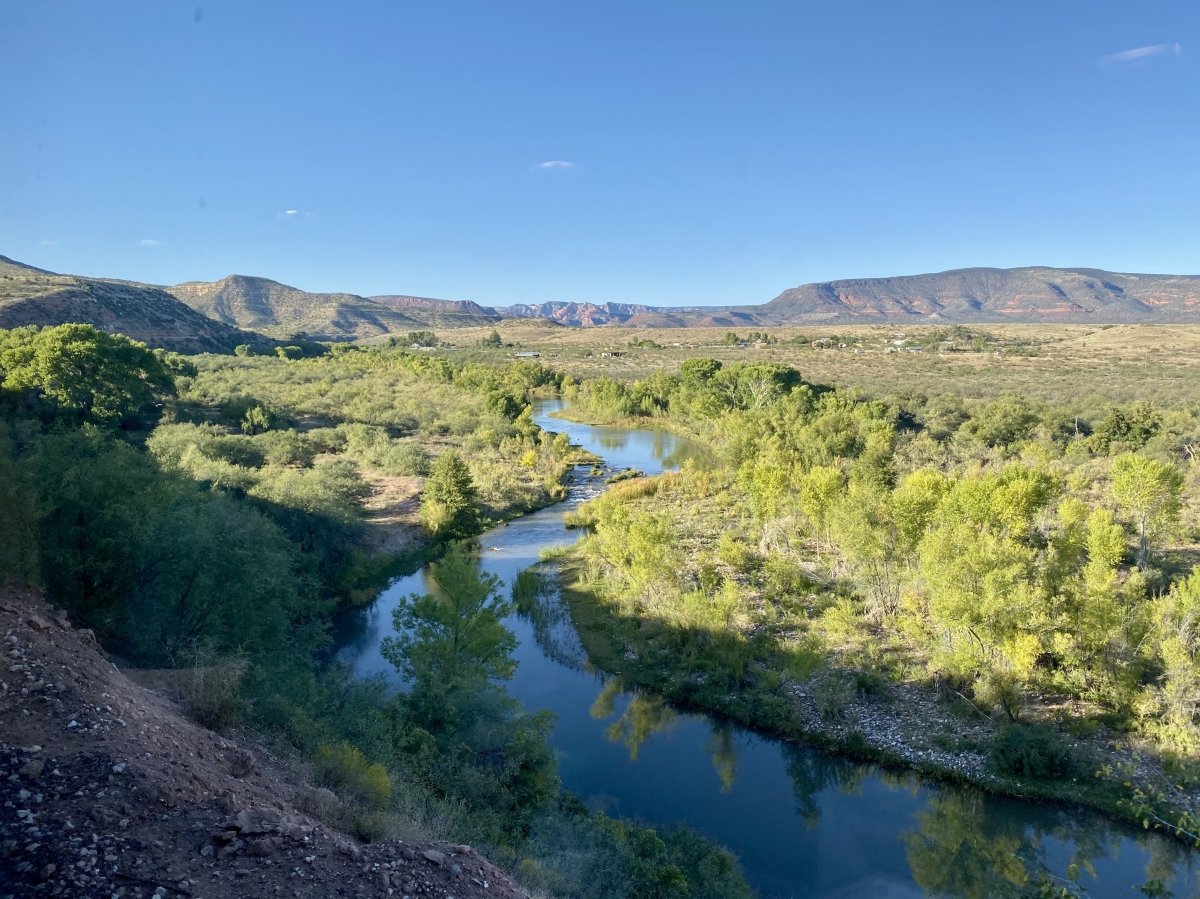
[335,399,1200,898]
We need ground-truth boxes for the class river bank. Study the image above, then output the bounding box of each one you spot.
[553,553,1200,849]
[341,432,601,610]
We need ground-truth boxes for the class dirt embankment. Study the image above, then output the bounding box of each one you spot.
[0,586,530,899]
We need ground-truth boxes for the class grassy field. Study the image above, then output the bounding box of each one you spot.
[429,322,1200,411]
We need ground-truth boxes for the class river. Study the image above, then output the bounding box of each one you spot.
[335,399,1200,898]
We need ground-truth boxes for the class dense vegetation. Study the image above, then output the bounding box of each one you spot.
[0,324,752,899]
[560,356,1200,842]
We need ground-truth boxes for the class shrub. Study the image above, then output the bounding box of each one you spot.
[182,656,249,732]
[383,442,430,476]
[854,669,894,701]
[254,430,316,467]
[315,742,394,808]
[811,670,856,719]
[989,724,1074,779]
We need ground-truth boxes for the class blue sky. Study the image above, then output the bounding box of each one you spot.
[2,1,1197,307]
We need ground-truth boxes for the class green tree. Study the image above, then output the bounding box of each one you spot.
[1091,402,1162,453]
[796,464,845,559]
[889,468,951,562]
[241,404,271,435]
[0,324,173,426]
[0,422,40,585]
[1143,570,1200,753]
[420,451,479,537]
[381,546,516,730]
[479,329,504,348]
[959,395,1040,449]
[405,330,438,347]
[1110,453,1184,568]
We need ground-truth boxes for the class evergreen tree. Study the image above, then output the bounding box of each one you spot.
[420,450,479,537]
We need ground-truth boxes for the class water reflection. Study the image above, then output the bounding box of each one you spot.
[903,792,1030,897]
[597,432,629,452]
[706,722,740,793]
[536,400,716,473]
[591,680,679,761]
[783,745,867,827]
[511,567,589,671]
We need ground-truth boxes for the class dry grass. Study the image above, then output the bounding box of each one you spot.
[358,469,423,554]
[431,322,1200,411]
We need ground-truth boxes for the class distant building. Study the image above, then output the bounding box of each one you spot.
[513,351,541,358]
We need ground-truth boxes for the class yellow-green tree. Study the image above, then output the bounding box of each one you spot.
[796,464,845,560]
[1110,453,1184,568]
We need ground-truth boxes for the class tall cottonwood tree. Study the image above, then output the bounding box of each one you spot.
[0,324,173,425]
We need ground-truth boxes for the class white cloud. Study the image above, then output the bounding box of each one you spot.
[138,239,164,247]
[534,160,576,170]
[278,209,317,220]
[1098,42,1182,66]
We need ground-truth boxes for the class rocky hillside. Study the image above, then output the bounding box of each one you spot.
[369,295,501,326]
[0,257,265,354]
[499,301,657,326]
[167,276,436,341]
[0,586,530,899]
[750,266,1200,324]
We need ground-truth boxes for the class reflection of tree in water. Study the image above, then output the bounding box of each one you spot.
[1035,804,1195,897]
[904,789,1196,897]
[706,722,739,793]
[904,792,1030,898]
[511,567,589,671]
[660,437,716,471]
[782,746,865,827]
[597,431,629,453]
[589,679,678,761]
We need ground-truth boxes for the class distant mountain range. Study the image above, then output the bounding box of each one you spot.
[5,257,1200,351]
[166,276,502,340]
[0,255,267,353]
[746,267,1200,325]
[499,267,1200,326]
[370,294,501,323]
